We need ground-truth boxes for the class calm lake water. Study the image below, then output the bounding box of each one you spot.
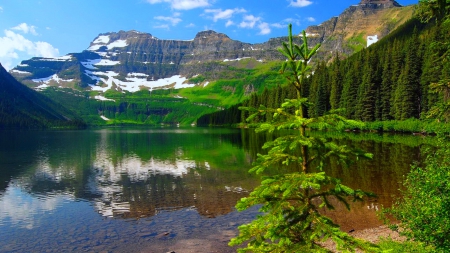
[0,127,427,252]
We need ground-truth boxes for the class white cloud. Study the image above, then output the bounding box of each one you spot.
[186,23,195,27]
[271,23,285,29]
[289,0,313,7]
[225,20,234,27]
[12,23,38,36]
[284,18,301,26]
[239,15,260,29]
[258,22,271,35]
[204,8,246,22]
[153,24,170,29]
[271,18,301,29]
[0,30,59,70]
[306,17,316,22]
[0,6,3,12]
[154,15,182,26]
[146,0,210,10]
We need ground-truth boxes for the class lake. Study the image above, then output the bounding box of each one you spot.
[0,128,427,252]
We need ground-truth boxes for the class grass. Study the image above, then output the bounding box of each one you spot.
[378,238,435,252]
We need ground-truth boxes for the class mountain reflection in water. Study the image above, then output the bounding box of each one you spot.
[0,128,427,252]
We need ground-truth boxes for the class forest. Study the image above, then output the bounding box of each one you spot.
[198,11,450,133]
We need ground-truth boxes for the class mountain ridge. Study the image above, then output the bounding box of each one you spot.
[10,2,414,95]
[3,1,416,126]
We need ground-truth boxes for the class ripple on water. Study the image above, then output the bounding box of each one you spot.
[0,186,76,229]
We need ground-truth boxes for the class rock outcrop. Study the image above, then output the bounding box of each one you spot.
[10,0,414,91]
[305,0,413,58]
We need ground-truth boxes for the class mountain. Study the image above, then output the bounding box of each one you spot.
[10,1,413,92]
[0,63,85,129]
[6,0,415,126]
[10,30,310,93]
[200,12,450,126]
[306,0,414,58]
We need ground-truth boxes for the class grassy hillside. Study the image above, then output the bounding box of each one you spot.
[0,64,85,129]
[40,59,287,126]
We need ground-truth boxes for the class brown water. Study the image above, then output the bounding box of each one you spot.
[0,128,429,252]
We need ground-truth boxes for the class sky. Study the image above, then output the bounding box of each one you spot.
[0,0,418,70]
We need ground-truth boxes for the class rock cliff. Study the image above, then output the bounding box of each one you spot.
[306,0,413,58]
[10,0,413,92]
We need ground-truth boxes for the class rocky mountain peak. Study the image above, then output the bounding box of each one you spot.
[359,0,401,8]
[194,30,231,43]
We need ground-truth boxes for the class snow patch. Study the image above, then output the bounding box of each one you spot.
[305,33,320,37]
[35,84,49,90]
[367,35,378,47]
[87,44,103,51]
[95,59,121,66]
[96,52,109,57]
[93,35,110,44]
[107,40,128,50]
[127,72,149,77]
[81,59,101,70]
[89,74,195,93]
[88,37,127,51]
[32,74,74,85]
[37,55,73,61]
[81,59,120,69]
[223,57,250,62]
[95,95,115,102]
[11,69,31,74]
[84,70,102,83]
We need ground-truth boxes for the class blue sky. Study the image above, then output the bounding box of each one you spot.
[0,0,418,70]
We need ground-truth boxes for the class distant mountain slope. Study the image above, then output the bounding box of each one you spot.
[306,0,414,60]
[0,63,85,129]
[4,0,416,126]
[199,14,450,126]
[9,1,414,95]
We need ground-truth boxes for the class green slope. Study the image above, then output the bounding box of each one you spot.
[0,64,85,129]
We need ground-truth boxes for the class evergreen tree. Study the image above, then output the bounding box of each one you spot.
[230,25,378,253]
[329,54,343,110]
[393,28,422,120]
[340,56,362,118]
[356,53,378,121]
[380,47,394,120]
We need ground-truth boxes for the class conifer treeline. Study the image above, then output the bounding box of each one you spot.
[197,18,450,125]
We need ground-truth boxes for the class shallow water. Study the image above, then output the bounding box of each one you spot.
[0,128,425,252]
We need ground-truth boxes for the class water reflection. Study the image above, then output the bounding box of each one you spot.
[0,186,73,229]
[0,128,432,252]
[0,128,256,223]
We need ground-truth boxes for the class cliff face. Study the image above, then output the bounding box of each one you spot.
[10,0,414,91]
[306,0,413,58]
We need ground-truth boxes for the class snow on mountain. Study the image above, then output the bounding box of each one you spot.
[367,35,378,47]
[93,35,110,44]
[95,59,121,66]
[36,55,73,61]
[32,74,73,85]
[89,72,195,94]
[11,69,31,74]
[88,35,128,51]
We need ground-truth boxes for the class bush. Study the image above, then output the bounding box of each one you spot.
[384,134,450,252]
